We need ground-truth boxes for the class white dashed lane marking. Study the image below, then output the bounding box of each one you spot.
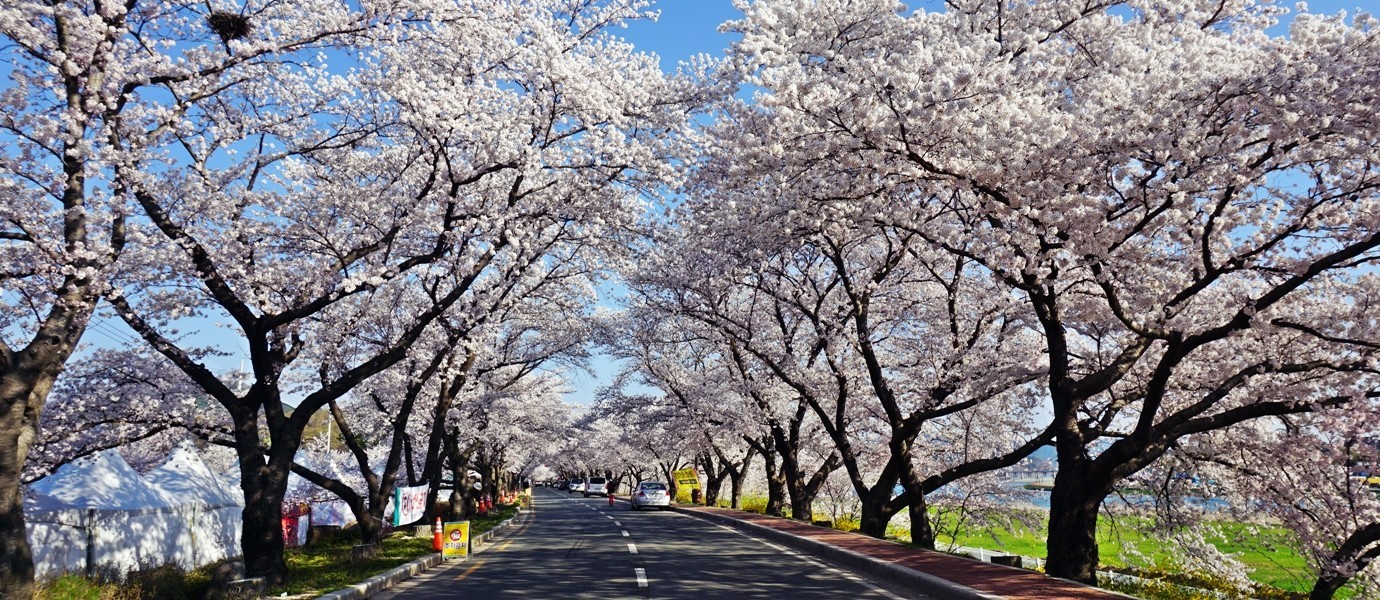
[635,567,648,588]
[627,543,638,555]
[621,530,629,537]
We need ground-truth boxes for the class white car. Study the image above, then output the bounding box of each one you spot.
[584,477,609,497]
[630,481,670,510]
[568,478,585,494]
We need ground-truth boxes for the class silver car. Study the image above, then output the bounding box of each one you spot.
[630,481,670,510]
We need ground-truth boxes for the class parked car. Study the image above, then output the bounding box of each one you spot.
[584,477,608,497]
[554,479,568,490]
[568,477,585,494]
[630,481,670,510]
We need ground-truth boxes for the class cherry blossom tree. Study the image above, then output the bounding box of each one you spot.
[0,0,396,593]
[720,0,1380,583]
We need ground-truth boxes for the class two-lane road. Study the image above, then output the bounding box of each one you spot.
[381,487,930,599]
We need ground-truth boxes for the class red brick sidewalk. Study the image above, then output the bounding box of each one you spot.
[678,505,1127,600]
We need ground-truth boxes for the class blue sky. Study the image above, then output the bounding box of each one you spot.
[619,1,745,66]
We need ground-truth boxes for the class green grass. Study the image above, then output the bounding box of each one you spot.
[276,528,435,596]
[890,508,1352,598]
[35,574,102,600]
[36,564,214,600]
[732,494,793,518]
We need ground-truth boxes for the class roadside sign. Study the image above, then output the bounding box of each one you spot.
[672,468,700,489]
[442,521,470,559]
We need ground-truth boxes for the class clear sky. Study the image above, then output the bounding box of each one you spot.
[619,1,746,66]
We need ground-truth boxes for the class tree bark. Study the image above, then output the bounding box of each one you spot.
[728,446,754,510]
[762,447,786,517]
[1044,448,1107,585]
[907,490,935,549]
[228,397,312,587]
[776,436,838,522]
[236,457,291,586]
[856,485,897,536]
[701,451,728,507]
[0,372,43,600]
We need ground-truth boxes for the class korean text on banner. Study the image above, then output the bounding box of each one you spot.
[672,468,700,489]
[393,485,429,526]
[442,521,470,559]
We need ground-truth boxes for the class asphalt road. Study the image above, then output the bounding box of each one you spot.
[381,487,932,599]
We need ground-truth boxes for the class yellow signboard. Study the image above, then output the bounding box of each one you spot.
[442,521,470,559]
[672,468,700,489]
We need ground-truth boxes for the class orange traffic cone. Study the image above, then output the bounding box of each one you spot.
[431,517,442,551]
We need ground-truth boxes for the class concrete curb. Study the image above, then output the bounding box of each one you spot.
[315,506,530,600]
[669,505,1002,600]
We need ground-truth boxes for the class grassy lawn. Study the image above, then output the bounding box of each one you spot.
[905,508,1333,597]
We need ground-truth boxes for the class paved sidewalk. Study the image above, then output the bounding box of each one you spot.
[673,505,1128,600]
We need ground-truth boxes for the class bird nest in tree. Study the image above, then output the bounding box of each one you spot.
[208,11,252,42]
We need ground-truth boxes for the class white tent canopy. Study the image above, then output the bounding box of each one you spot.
[31,450,181,512]
[24,448,241,579]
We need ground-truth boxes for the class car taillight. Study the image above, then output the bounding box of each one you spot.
[638,491,646,497]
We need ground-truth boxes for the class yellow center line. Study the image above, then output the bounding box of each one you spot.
[452,560,486,582]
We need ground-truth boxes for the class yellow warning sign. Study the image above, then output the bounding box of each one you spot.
[672,468,700,489]
[442,521,470,559]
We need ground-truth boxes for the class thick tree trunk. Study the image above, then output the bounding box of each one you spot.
[907,490,935,548]
[232,403,305,587]
[661,462,678,500]
[702,453,727,507]
[728,448,752,510]
[763,450,786,517]
[0,375,40,600]
[778,448,810,520]
[356,510,384,546]
[423,467,445,523]
[1311,576,1350,600]
[857,485,898,537]
[1,329,83,599]
[238,464,290,586]
[1044,457,1106,585]
[784,475,816,521]
[449,456,467,520]
[1309,523,1380,599]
